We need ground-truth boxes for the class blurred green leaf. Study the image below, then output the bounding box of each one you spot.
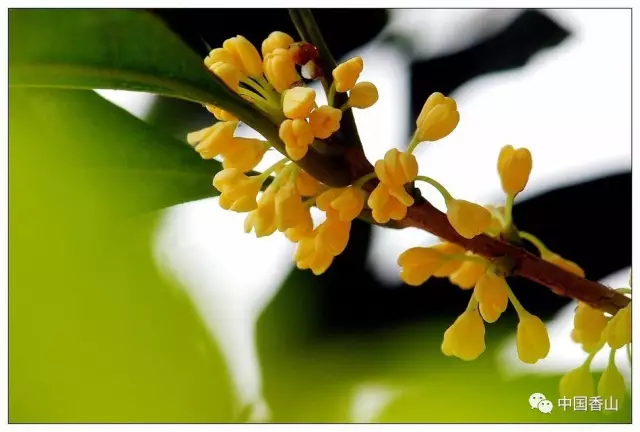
[11,88,221,213]
[9,9,228,105]
[9,88,234,422]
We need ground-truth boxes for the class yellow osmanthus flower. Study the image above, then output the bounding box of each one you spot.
[497,145,533,196]
[222,138,269,172]
[516,313,550,364]
[603,304,631,349]
[316,187,366,222]
[544,253,585,278]
[332,56,364,92]
[212,168,264,212]
[262,31,295,57]
[283,87,316,119]
[348,82,379,109]
[244,189,278,238]
[279,119,315,161]
[598,355,626,404]
[187,121,238,159]
[274,182,308,232]
[263,48,298,93]
[572,302,608,352]
[446,199,492,239]
[284,210,314,243]
[431,242,466,277]
[223,35,263,78]
[560,364,594,398]
[397,247,448,286]
[416,92,459,142]
[441,308,486,361]
[375,148,419,188]
[367,182,412,224]
[308,106,342,139]
[295,169,321,196]
[209,61,242,91]
[206,104,238,122]
[449,259,486,290]
[295,234,334,276]
[314,217,351,257]
[204,48,241,71]
[474,272,509,323]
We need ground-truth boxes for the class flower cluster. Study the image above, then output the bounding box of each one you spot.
[186,30,626,380]
[560,274,631,405]
[189,32,378,274]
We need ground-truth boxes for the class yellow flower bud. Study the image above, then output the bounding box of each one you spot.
[544,253,585,278]
[314,217,352,257]
[598,358,626,404]
[573,302,608,351]
[209,61,242,91]
[348,82,378,109]
[446,199,492,239]
[475,273,509,323]
[279,119,315,161]
[244,189,277,237]
[317,187,366,222]
[441,309,486,361]
[283,87,316,119]
[431,242,466,277]
[416,92,459,142]
[308,106,342,139]
[204,48,242,70]
[222,138,268,172]
[205,104,238,122]
[603,304,631,349]
[295,235,334,275]
[375,149,419,188]
[560,364,594,398]
[516,313,550,364]
[397,247,446,286]
[497,145,532,196]
[284,210,313,243]
[275,182,308,232]
[262,31,295,57]
[212,168,263,212]
[449,260,486,289]
[295,169,321,196]
[187,121,238,159]
[367,183,411,224]
[263,48,298,93]
[222,35,263,77]
[332,56,364,92]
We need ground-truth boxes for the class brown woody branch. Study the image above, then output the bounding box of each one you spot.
[344,148,630,315]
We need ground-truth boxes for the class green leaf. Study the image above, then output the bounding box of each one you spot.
[11,88,221,213]
[9,88,235,422]
[9,9,222,104]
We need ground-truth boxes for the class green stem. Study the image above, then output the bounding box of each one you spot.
[616,288,632,295]
[328,82,337,107]
[466,293,479,312]
[242,77,280,108]
[258,158,289,181]
[627,344,632,366]
[519,231,550,255]
[339,100,350,112]
[415,175,453,204]
[407,132,421,154]
[584,340,606,368]
[504,193,515,228]
[353,172,377,188]
[506,284,527,317]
